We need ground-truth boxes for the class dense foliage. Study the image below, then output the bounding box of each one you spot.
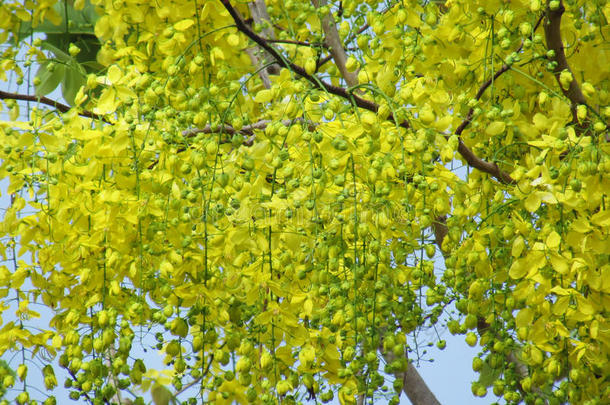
[0,0,608,404]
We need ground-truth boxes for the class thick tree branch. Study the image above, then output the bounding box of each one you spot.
[312,0,358,87]
[245,48,273,89]
[248,0,281,76]
[380,345,441,405]
[456,140,514,184]
[0,90,104,121]
[233,1,274,89]
[403,361,442,405]
[543,0,586,123]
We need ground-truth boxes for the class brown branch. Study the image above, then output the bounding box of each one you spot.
[0,90,105,122]
[543,0,586,123]
[457,140,514,184]
[454,65,512,137]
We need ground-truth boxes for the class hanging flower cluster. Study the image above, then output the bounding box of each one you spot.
[0,0,608,404]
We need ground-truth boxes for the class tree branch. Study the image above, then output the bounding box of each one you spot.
[265,38,328,48]
[380,344,441,405]
[245,48,273,89]
[182,118,315,140]
[543,0,586,123]
[0,90,105,121]
[456,140,514,184]
[182,120,268,138]
[403,361,442,405]
[312,0,358,87]
[248,0,281,76]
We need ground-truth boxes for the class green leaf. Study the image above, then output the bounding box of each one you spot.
[151,384,173,405]
[44,33,100,68]
[61,61,86,106]
[478,360,501,387]
[39,43,89,104]
[40,41,71,63]
[14,0,101,82]
[15,0,99,43]
[35,61,65,97]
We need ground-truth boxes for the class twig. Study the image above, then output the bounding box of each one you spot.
[106,346,128,404]
[454,65,512,137]
[0,90,106,122]
[316,54,334,69]
[265,38,328,48]
[182,118,314,140]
